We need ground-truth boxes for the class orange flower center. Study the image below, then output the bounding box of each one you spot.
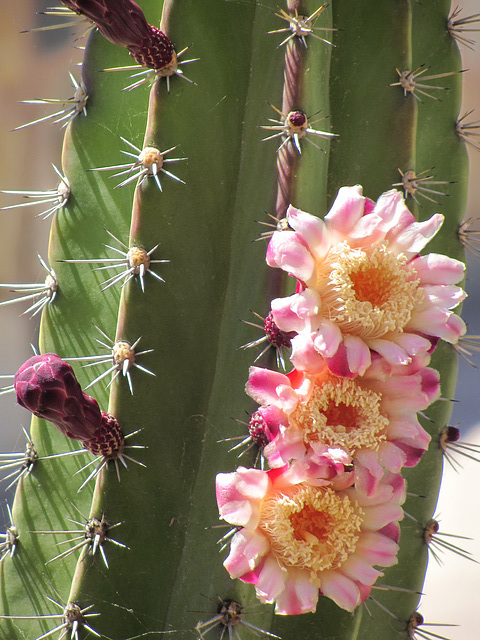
[290,376,388,455]
[260,485,363,581]
[315,242,424,339]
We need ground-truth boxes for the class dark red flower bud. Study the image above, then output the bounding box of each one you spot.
[287,110,307,128]
[248,409,271,449]
[264,311,296,349]
[87,412,124,457]
[443,425,461,442]
[61,0,175,70]
[14,354,122,456]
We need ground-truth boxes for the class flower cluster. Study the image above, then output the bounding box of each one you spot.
[216,186,465,615]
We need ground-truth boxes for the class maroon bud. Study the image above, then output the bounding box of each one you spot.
[444,425,461,442]
[264,311,296,349]
[424,518,440,544]
[287,110,307,128]
[408,612,424,630]
[128,25,176,70]
[85,412,124,457]
[248,410,270,449]
[61,0,175,70]
[14,354,116,449]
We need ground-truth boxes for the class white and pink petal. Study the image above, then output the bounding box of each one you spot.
[224,529,270,578]
[320,570,361,612]
[274,570,319,615]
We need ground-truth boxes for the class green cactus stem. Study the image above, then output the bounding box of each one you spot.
[0,1,473,639]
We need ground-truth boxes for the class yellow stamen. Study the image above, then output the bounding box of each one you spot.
[315,242,424,339]
[290,376,388,454]
[260,485,363,582]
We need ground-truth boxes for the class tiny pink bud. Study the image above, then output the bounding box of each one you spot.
[248,410,270,449]
[14,354,122,456]
[264,311,296,349]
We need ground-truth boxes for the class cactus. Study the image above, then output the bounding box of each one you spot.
[0,1,476,639]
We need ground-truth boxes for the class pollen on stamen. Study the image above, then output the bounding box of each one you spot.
[32,511,127,568]
[268,4,336,48]
[65,325,155,395]
[261,104,338,154]
[456,111,480,151]
[13,72,88,131]
[261,484,363,578]
[195,597,281,640]
[320,241,423,338]
[0,254,57,317]
[440,424,480,470]
[1,163,70,219]
[0,503,19,561]
[447,6,480,50]
[390,65,466,102]
[291,376,388,456]
[89,136,186,191]
[392,168,453,205]
[241,310,296,370]
[59,229,169,292]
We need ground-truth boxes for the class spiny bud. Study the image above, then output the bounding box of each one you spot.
[60,0,175,70]
[14,353,123,456]
[248,409,271,449]
[264,311,296,349]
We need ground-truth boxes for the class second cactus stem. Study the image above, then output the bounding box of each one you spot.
[0,1,472,640]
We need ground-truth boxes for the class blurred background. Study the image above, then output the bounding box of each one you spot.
[0,1,478,638]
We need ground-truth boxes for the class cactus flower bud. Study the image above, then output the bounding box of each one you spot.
[14,353,123,456]
[60,0,175,70]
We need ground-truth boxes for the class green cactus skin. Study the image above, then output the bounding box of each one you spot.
[0,1,470,639]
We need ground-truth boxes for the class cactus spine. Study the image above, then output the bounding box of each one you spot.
[0,1,473,639]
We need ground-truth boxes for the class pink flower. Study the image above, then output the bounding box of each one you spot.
[267,187,466,376]
[246,362,438,482]
[216,464,404,614]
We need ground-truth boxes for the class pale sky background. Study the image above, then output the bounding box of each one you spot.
[0,2,479,638]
